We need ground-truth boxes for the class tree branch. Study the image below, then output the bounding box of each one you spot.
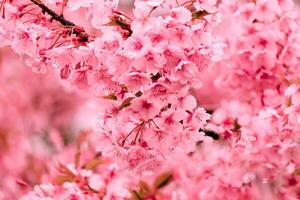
[30,0,89,42]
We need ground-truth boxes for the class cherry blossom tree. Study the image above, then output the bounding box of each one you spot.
[0,0,300,199]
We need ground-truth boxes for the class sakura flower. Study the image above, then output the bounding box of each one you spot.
[67,0,94,11]
[26,57,48,74]
[142,0,165,7]
[278,0,294,11]
[254,0,281,22]
[194,0,218,13]
[88,174,105,191]
[168,7,192,24]
[90,0,119,28]
[133,1,152,20]
[178,95,198,111]
[130,97,160,121]
[123,35,152,59]
[156,109,187,132]
[171,60,201,88]
[119,72,151,92]
[11,23,39,57]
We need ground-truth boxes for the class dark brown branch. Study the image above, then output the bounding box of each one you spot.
[30,0,89,42]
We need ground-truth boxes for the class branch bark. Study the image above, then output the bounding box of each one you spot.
[30,0,89,42]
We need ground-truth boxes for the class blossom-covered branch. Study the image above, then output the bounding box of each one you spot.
[0,0,300,199]
[30,0,89,42]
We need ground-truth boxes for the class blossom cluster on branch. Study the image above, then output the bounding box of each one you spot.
[0,0,300,199]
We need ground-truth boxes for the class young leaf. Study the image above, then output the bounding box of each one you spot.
[130,190,144,200]
[54,175,74,185]
[153,171,173,189]
[192,10,210,20]
[74,149,81,169]
[139,180,152,196]
[56,162,76,178]
[119,97,134,110]
[84,159,104,170]
[101,94,118,101]
[232,118,241,132]
[293,168,300,176]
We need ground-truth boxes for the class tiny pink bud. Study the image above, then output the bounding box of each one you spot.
[39,48,46,56]
[60,65,71,79]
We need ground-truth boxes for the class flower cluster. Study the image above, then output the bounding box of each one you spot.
[0,0,225,165]
[0,48,101,199]
[20,159,135,200]
[213,0,300,109]
[92,0,223,165]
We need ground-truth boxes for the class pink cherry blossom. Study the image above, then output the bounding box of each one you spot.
[0,0,300,199]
